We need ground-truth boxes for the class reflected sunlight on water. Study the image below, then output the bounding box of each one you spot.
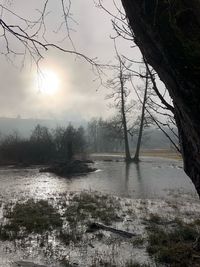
[0,157,197,202]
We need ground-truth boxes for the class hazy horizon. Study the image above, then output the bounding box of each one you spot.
[0,1,147,121]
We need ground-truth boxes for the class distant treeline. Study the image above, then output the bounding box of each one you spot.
[0,118,176,165]
[0,119,127,165]
[87,118,124,153]
[0,124,86,164]
[86,118,177,153]
[87,117,150,153]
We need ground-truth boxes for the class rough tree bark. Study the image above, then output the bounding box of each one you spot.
[133,70,148,162]
[121,0,200,196]
[119,66,132,162]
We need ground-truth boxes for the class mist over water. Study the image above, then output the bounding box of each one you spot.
[0,157,196,202]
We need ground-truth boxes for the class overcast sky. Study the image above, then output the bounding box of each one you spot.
[0,0,148,122]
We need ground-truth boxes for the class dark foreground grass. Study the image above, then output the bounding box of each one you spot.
[146,214,200,267]
[58,192,122,246]
[64,192,121,226]
[0,199,62,240]
[124,261,150,267]
[0,192,121,246]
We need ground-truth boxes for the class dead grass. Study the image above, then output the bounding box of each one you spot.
[146,214,200,267]
[124,261,150,267]
[64,192,121,226]
[131,236,145,247]
[0,199,62,240]
[140,149,181,160]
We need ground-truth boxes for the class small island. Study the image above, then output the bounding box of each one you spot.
[40,160,96,177]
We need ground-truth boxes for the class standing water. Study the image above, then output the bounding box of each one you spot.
[0,157,199,267]
[0,157,196,201]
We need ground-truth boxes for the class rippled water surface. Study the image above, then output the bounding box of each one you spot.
[0,157,197,201]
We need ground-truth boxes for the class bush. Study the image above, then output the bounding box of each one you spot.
[0,124,87,164]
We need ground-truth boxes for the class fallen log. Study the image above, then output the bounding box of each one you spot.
[86,222,136,238]
[14,262,47,267]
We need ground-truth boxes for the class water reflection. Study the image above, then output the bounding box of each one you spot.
[135,163,142,180]
[124,163,130,192]
[0,157,198,201]
[134,162,146,199]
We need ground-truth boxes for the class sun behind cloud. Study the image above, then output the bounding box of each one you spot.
[38,69,60,95]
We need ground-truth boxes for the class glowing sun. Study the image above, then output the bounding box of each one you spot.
[39,69,60,95]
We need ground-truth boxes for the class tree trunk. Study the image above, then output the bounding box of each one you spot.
[120,69,132,162]
[134,69,148,162]
[121,0,200,196]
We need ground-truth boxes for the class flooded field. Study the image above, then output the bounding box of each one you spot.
[0,157,197,201]
[0,157,199,267]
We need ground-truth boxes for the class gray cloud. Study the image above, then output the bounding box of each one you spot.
[0,0,143,121]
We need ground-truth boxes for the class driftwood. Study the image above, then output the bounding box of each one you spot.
[14,262,47,267]
[87,222,136,238]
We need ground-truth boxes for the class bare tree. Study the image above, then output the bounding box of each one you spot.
[119,58,132,162]
[97,0,180,156]
[106,54,133,162]
[0,1,101,72]
[133,68,148,162]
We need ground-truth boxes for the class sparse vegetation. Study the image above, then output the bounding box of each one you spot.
[131,236,145,247]
[0,199,62,240]
[64,192,121,225]
[0,193,200,266]
[59,228,82,245]
[60,258,75,267]
[146,216,200,266]
[124,261,150,267]
[90,260,117,267]
[147,213,163,224]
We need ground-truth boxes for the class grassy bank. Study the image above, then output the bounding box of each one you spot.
[0,191,200,266]
[91,149,181,161]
